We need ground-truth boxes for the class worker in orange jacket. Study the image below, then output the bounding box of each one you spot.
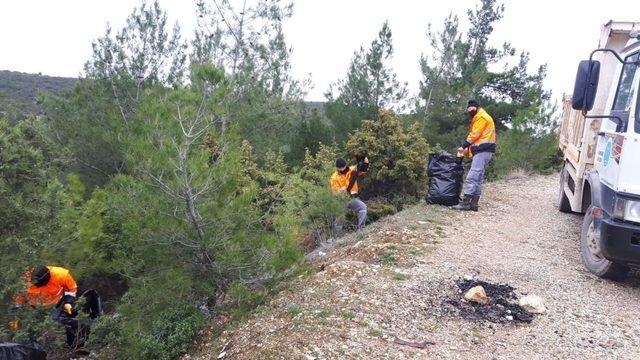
[453,100,496,211]
[15,266,81,348]
[17,266,78,307]
[330,155,368,229]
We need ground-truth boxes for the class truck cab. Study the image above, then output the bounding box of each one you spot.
[559,21,640,279]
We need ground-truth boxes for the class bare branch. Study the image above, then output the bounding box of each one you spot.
[147,172,183,199]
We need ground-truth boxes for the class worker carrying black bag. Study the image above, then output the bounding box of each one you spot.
[426,152,464,206]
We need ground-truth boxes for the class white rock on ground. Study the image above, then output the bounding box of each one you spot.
[519,294,547,314]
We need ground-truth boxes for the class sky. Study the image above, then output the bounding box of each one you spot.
[0,0,638,104]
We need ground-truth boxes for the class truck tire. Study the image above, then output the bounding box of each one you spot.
[558,166,572,213]
[580,205,629,280]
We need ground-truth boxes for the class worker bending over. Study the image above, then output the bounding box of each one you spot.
[15,266,81,348]
[330,155,368,229]
[453,100,496,211]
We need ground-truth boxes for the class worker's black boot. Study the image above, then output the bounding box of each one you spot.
[452,195,473,211]
[470,195,480,212]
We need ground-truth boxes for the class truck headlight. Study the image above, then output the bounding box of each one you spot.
[614,198,640,223]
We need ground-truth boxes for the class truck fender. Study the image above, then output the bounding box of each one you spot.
[584,170,601,209]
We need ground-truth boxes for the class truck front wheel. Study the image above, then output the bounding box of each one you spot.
[580,205,629,280]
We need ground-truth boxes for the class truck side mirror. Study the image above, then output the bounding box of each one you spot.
[571,60,600,111]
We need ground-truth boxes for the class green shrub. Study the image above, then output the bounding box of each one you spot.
[490,129,561,179]
[6,307,63,349]
[136,303,205,360]
[348,199,396,224]
[86,314,125,351]
[281,144,348,248]
[227,282,268,320]
[346,110,429,203]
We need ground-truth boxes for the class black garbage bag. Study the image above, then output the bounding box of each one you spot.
[426,152,464,206]
[0,343,46,360]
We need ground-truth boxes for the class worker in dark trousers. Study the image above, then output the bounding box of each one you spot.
[330,155,369,229]
[15,266,99,350]
[453,100,497,211]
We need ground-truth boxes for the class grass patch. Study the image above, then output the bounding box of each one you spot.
[393,272,409,281]
[340,311,355,320]
[287,304,302,318]
[471,325,484,340]
[315,309,331,318]
[381,252,397,265]
[355,231,367,240]
[410,244,435,256]
[256,306,273,319]
[368,329,383,337]
[336,239,350,248]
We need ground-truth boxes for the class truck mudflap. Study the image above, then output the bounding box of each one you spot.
[585,170,602,208]
[600,217,640,265]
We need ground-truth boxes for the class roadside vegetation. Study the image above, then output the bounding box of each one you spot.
[0,0,560,358]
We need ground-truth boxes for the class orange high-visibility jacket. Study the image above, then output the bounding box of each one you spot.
[466,108,496,154]
[330,165,359,195]
[16,266,78,306]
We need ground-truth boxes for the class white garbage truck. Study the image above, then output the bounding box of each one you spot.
[558,21,640,279]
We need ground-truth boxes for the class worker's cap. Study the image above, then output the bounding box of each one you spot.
[336,158,347,168]
[467,100,480,108]
[31,266,51,287]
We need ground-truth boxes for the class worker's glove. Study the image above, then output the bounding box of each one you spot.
[58,295,77,316]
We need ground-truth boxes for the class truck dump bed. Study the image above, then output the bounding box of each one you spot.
[559,96,599,173]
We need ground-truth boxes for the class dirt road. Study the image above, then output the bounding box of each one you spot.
[193,174,640,359]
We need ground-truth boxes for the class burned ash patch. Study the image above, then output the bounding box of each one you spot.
[442,279,534,324]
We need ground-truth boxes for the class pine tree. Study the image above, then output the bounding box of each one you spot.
[192,0,299,96]
[193,0,306,159]
[85,0,187,94]
[45,0,188,188]
[325,21,407,143]
[288,108,332,164]
[0,117,68,339]
[417,0,553,152]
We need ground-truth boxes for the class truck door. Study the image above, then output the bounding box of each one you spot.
[596,51,640,191]
[617,50,640,195]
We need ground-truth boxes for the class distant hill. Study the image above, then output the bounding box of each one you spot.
[0,70,327,119]
[0,70,77,116]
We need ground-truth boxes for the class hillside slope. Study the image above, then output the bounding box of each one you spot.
[188,174,640,359]
[0,70,76,115]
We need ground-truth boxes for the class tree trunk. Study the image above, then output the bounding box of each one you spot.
[178,142,213,269]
